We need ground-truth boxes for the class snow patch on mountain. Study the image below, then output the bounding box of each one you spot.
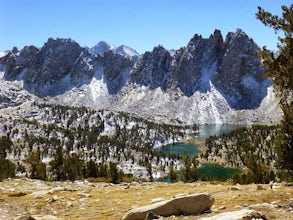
[0,71,4,79]
[0,51,9,58]
[89,68,109,103]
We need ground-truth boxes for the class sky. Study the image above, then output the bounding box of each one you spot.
[0,0,291,54]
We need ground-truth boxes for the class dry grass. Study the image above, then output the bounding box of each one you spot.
[0,178,292,219]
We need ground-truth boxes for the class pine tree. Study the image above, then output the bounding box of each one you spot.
[256,4,293,176]
[50,145,65,180]
[27,151,47,180]
[147,162,153,182]
[64,153,83,181]
[0,158,16,181]
[109,161,120,184]
[181,153,197,183]
[0,136,13,158]
[86,159,98,178]
[169,162,177,183]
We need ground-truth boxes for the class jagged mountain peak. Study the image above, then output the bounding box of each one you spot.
[42,38,84,55]
[89,41,115,56]
[209,29,224,45]
[225,28,257,50]
[42,37,85,56]
[89,41,140,62]
[46,37,77,43]
[146,45,169,57]
[0,30,282,125]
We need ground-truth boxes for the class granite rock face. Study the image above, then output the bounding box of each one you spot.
[1,38,132,97]
[0,29,281,124]
[211,29,268,109]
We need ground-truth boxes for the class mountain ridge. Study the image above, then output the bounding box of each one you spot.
[0,29,282,125]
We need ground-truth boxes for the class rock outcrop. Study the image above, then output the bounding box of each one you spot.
[121,193,215,220]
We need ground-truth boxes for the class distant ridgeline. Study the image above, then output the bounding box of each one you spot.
[0,29,281,125]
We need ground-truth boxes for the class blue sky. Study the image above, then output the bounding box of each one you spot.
[0,0,291,53]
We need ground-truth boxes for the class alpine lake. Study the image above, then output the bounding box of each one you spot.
[156,124,244,181]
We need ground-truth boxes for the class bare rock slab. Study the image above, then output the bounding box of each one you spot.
[122,193,215,220]
[199,209,267,220]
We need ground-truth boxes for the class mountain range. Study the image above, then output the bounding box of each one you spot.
[0,29,282,125]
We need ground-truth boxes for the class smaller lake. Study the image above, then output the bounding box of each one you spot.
[197,164,241,181]
[155,124,245,182]
[158,164,241,182]
[155,142,200,157]
[197,124,245,139]
[156,124,245,157]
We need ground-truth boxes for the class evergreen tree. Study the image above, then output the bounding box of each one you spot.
[147,162,153,182]
[181,153,197,183]
[0,158,16,181]
[86,159,98,178]
[256,4,293,175]
[50,145,65,180]
[169,162,177,183]
[98,162,108,178]
[0,136,13,158]
[64,153,83,181]
[190,155,198,182]
[109,161,120,184]
[27,151,47,180]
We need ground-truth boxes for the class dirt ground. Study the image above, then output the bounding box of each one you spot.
[0,178,292,219]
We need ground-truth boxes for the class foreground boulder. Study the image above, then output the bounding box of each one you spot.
[199,209,267,220]
[121,193,215,220]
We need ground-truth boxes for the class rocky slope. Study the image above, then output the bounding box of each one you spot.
[0,29,282,125]
[0,90,195,180]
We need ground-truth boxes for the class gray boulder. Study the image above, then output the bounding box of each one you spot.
[199,209,267,220]
[121,193,215,220]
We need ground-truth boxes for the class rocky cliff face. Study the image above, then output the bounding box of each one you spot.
[0,29,282,125]
[2,38,94,96]
[211,29,269,109]
[1,38,133,97]
[129,29,268,109]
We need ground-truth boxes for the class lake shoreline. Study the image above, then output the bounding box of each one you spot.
[186,137,207,153]
[155,124,249,181]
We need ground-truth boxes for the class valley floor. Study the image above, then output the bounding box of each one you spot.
[0,178,292,219]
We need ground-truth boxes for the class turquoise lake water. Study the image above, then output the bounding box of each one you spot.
[157,124,245,156]
[156,124,244,181]
[159,163,241,182]
[197,163,242,180]
[155,142,200,156]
